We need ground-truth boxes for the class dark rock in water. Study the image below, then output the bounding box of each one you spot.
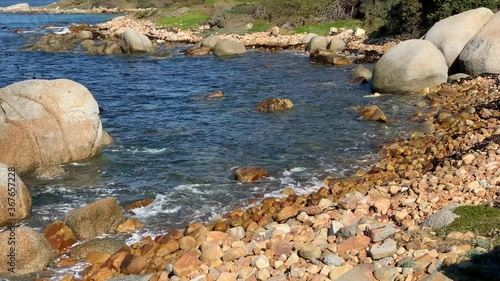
[70,238,127,259]
[256,97,293,112]
[185,46,211,56]
[353,50,383,64]
[64,197,125,240]
[358,105,388,123]
[150,49,173,59]
[234,166,269,183]
[349,76,368,84]
[310,49,352,66]
[204,89,224,99]
[123,198,155,212]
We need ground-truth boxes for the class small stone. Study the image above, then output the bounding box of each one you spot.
[217,272,237,281]
[256,268,270,281]
[120,254,147,275]
[421,271,453,281]
[223,246,248,262]
[322,251,345,266]
[85,252,111,264]
[462,154,475,165]
[173,252,202,278]
[329,220,344,236]
[299,243,322,260]
[226,226,245,240]
[43,221,78,255]
[367,224,398,242]
[252,255,270,269]
[329,263,353,280]
[373,267,399,281]
[338,234,371,252]
[358,105,388,123]
[179,236,196,250]
[369,239,397,260]
[276,206,299,221]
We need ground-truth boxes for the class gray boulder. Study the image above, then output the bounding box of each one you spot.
[328,38,345,53]
[28,33,76,52]
[301,33,318,44]
[306,36,328,53]
[0,79,112,172]
[372,39,448,94]
[458,11,500,75]
[352,65,372,81]
[424,8,493,68]
[213,40,246,56]
[65,197,125,240]
[201,35,219,49]
[70,238,127,259]
[119,28,152,53]
[0,227,56,276]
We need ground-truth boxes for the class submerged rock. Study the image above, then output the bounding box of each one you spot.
[256,97,293,112]
[234,166,269,183]
[0,227,56,276]
[0,79,112,172]
[310,49,352,65]
[358,105,388,123]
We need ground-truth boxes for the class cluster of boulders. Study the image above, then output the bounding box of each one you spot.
[372,7,500,94]
[24,27,173,57]
[186,35,247,57]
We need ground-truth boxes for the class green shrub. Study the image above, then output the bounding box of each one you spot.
[422,0,500,28]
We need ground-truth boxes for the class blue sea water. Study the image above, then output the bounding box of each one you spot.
[0,5,427,279]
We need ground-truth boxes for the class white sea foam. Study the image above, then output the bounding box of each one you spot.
[131,194,182,218]
[173,183,210,195]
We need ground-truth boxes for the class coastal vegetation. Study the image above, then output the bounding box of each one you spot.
[53,0,500,36]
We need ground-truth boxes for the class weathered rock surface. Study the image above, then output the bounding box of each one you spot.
[358,105,388,123]
[234,166,268,183]
[0,226,56,276]
[213,40,246,56]
[306,36,329,53]
[310,49,352,65]
[0,164,31,226]
[372,39,448,94]
[201,35,219,49]
[458,11,500,75]
[0,79,111,172]
[119,28,152,53]
[43,220,78,254]
[256,97,293,112]
[328,38,345,53]
[65,197,125,240]
[424,8,493,68]
[301,33,318,44]
[70,238,127,259]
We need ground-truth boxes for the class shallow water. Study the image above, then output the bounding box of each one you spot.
[0,9,427,280]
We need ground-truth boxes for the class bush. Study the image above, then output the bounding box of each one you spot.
[422,0,499,27]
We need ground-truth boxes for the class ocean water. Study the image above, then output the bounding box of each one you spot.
[0,7,427,280]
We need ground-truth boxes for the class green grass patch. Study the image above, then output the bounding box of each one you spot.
[156,11,211,29]
[249,20,272,32]
[293,20,363,35]
[442,205,500,246]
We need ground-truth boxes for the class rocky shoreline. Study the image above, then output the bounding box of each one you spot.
[0,5,499,281]
[43,74,498,281]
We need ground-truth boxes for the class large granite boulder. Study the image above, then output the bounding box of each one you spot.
[64,197,125,240]
[372,40,448,94]
[201,35,220,49]
[119,28,152,53]
[458,11,500,75]
[424,8,493,68]
[213,40,247,57]
[0,79,112,172]
[0,227,57,276]
[306,36,329,53]
[301,33,318,44]
[0,164,31,226]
